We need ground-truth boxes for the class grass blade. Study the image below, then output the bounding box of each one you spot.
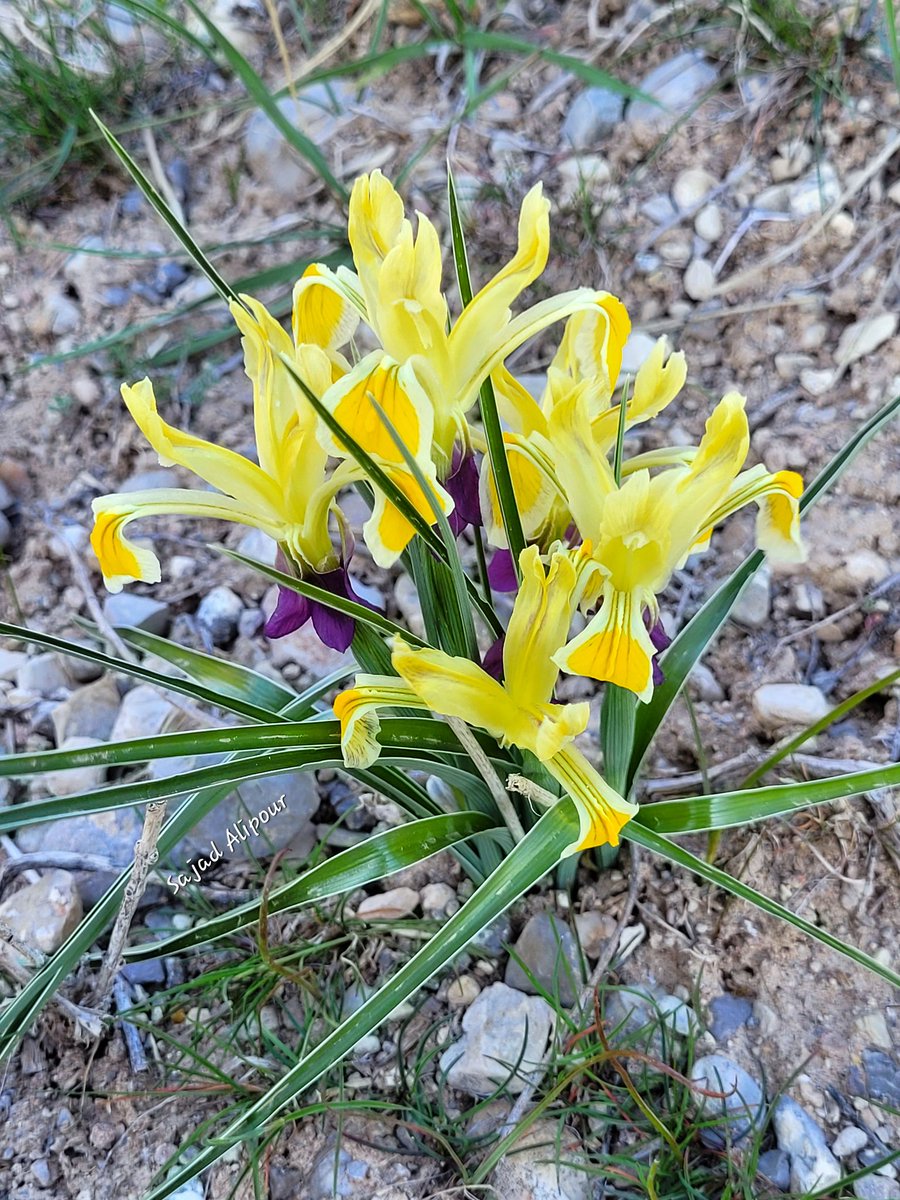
[626,823,900,989]
[628,390,900,789]
[91,114,242,307]
[98,624,299,713]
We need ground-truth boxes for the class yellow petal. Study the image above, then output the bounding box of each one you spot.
[323,353,434,465]
[703,465,805,563]
[491,365,547,437]
[363,468,453,568]
[91,488,282,593]
[547,747,638,854]
[680,391,749,505]
[121,378,281,516]
[292,264,361,351]
[375,210,449,360]
[533,701,590,761]
[392,639,530,749]
[547,391,615,540]
[592,336,687,451]
[348,170,408,319]
[333,675,426,768]
[504,546,578,709]
[555,584,657,702]
[480,434,558,547]
[557,294,632,393]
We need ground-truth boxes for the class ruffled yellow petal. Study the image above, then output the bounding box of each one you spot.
[292,264,361,352]
[533,701,590,761]
[703,465,805,563]
[375,209,448,359]
[91,488,282,593]
[348,170,409,320]
[592,337,687,452]
[333,675,426,768]
[555,294,632,397]
[555,585,657,703]
[121,378,282,516]
[491,365,547,438]
[504,546,578,709]
[547,747,638,854]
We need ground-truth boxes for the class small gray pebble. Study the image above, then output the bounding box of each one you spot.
[101,286,133,308]
[708,993,754,1041]
[151,261,189,298]
[832,1125,869,1158]
[854,1177,900,1200]
[757,1148,791,1191]
[120,188,145,216]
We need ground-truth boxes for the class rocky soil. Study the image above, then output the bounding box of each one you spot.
[0,1,899,1197]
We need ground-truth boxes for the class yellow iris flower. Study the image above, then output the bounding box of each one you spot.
[90,295,356,592]
[332,546,638,854]
[549,390,805,702]
[289,171,608,494]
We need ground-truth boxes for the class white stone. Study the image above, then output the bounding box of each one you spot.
[694,203,724,241]
[420,882,457,918]
[44,736,106,797]
[573,910,617,958]
[753,683,830,729]
[557,154,611,205]
[562,87,624,149]
[835,313,898,367]
[842,549,891,587]
[439,982,555,1095]
[789,163,841,217]
[0,649,26,682]
[16,653,70,697]
[774,1096,841,1193]
[490,1120,593,1200]
[620,331,657,374]
[854,1011,892,1050]
[196,585,244,646]
[110,684,175,743]
[447,975,481,1007]
[628,52,717,127]
[689,662,725,702]
[731,566,771,629]
[0,870,82,955]
[673,167,718,210]
[243,84,349,200]
[684,258,716,301]
[800,367,835,396]
[831,1126,868,1158]
[356,886,419,920]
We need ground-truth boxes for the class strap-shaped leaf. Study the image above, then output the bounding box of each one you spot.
[638,757,900,834]
[139,800,579,1200]
[628,390,900,789]
[125,811,495,960]
[111,624,299,713]
[625,823,899,990]
[0,621,275,724]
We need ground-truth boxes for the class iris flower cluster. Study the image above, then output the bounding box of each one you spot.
[91,171,804,850]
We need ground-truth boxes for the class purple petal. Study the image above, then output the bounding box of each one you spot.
[644,608,670,687]
[487,548,518,593]
[310,601,356,652]
[264,586,312,639]
[445,448,482,535]
[481,635,505,681]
